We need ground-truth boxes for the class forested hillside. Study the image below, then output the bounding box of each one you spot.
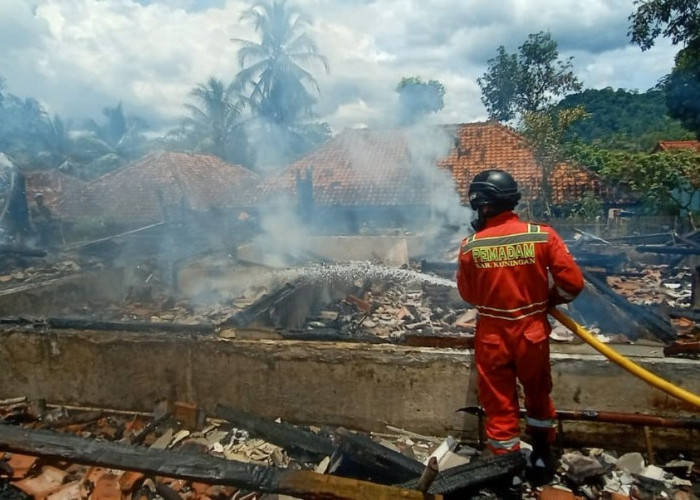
[557,87,694,152]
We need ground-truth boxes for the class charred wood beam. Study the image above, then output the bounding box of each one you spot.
[0,245,47,257]
[214,404,336,461]
[398,452,525,495]
[673,232,700,249]
[458,406,700,429]
[635,245,700,255]
[0,424,438,500]
[583,271,676,343]
[419,261,456,278]
[222,283,296,328]
[663,341,700,357]
[570,251,628,272]
[668,307,700,322]
[606,232,673,244]
[329,427,425,485]
[46,318,215,335]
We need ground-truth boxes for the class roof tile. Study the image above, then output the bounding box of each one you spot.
[54,152,258,223]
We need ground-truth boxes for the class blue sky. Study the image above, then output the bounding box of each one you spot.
[0,0,678,133]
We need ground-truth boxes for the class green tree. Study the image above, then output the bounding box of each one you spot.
[234,0,328,127]
[478,32,583,122]
[557,87,694,150]
[81,103,149,178]
[395,77,445,125]
[569,143,700,227]
[629,0,700,138]
[36,114,86,171]
[520,107,588,217]
[233,0,331,166]
[0,93,48,168]
[628,0,700,51]
[664,49,700,139]
[166,77,247,164]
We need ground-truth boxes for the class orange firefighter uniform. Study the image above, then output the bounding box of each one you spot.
[456,211,584,454]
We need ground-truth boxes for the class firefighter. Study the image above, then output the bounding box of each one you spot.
[456,169,584,487]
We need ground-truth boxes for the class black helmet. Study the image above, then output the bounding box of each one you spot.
[468,169,521,210]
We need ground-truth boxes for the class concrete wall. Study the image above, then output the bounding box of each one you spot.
[0,329,698,452]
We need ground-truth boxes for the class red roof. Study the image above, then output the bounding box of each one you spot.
[248,129,443,206]
[250,123,613,208]
[653,140,700,153]
[438,122,610,205]
[54,152,258,223]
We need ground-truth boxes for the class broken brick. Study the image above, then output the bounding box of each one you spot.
[3,452,38,479]
[14,465,67,497]
[345,294,372,312]
[538,486,583,500]
[118,470,145,493]
[92,473,122,500]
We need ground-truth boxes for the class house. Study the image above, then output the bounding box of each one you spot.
[53,151,259,228]
[438,122,618,212]
[652,140,700,153]
[247,123,620,233]
[247,128,458,233]
[651,140,700,213]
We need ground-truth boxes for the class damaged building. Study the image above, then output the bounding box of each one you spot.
[0,123,698,499]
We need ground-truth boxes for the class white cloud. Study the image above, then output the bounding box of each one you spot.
[0,0,680,133]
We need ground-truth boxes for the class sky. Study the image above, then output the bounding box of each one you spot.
[0,0,679,134]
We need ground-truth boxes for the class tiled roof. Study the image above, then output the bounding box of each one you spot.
[653,140,700,153]
[438,122,609,205]
[25,170,84,207]
[248,129,440,206]
[54,152,258,223]
[250,123,614,208]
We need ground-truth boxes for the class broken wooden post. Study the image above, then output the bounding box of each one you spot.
[329,427,426,485]
[416,456,439,492]
[0,424,440,500]
[215,404,336,461]
[398,452,525,496]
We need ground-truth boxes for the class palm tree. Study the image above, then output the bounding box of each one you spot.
[233,0,329,127]
[82,103,149,178]
[37,114,78,169]
[172,77,246,163]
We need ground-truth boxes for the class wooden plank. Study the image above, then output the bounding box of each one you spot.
[215,404,336,460]
[0,424,439,500]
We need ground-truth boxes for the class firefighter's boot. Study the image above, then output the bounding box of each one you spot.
[527,432,556,486]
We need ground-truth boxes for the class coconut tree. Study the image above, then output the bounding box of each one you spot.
[232,0,331,167]
[234,0,329,127]
[81,103,149,177]
[167,77,248,164]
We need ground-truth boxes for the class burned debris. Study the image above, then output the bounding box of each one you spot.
[1,400,698,499]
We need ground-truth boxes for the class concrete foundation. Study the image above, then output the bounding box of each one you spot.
[0,329,697,452]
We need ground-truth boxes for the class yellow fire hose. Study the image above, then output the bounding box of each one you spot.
[549,307,700,409]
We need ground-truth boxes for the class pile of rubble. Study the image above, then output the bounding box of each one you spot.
[607,267,694,309]
[0,398,697,500]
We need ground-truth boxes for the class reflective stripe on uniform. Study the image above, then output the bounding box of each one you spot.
[475,299,549,321]
[487,436,520,451]
[525,415,556,428]
[476,307,548,321]
[461,232,549,254]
